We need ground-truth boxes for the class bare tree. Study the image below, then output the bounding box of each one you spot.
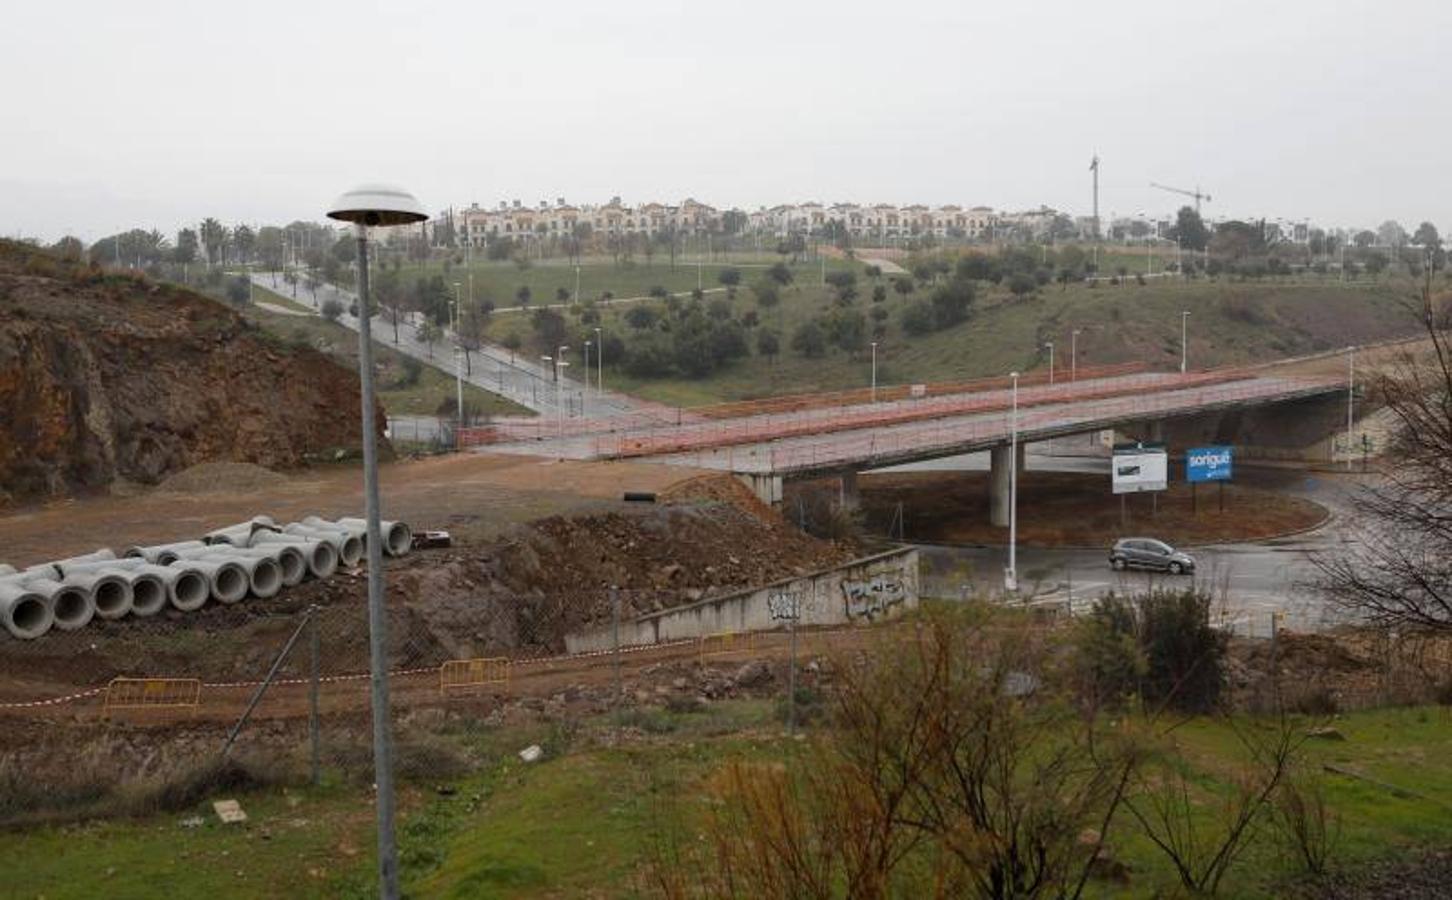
[1313,310,1452,632]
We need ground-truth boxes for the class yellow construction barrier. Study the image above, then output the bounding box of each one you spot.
[439,657,510,694]
[103,677,201,716]
[699,631,755,663]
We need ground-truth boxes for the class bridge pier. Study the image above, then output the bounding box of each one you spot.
[988,442,1026,527]
[839,470,860,509]
[735,472,783,507]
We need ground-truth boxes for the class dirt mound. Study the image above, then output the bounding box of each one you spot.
[155,461,288,495]
[0,239,382,507]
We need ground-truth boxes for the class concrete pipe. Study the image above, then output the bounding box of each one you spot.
[204,518,281,546]
[283,524,363,567]
[179,559,249,605]
[148,562,210,612]
[55,549,117,566]
[127,541,208,566]
[337,517,413,558]
[62,571,133,620]
[218,545,306,587]
[203,553,282,599]
[248,533,339,580]
[24,577,95,631]
[53,559,167,617]
[0,580,52,639]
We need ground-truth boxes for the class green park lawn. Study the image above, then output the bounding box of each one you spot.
[2,702,1449,899]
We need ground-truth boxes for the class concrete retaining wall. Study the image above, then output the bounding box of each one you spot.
[564,547,920,654]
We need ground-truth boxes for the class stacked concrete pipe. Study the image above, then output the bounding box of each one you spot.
[18,576,94,631]
[249,533,339,579]
[126,541,208,566]
[176,559,249,605]
[282,523,364,567]
[332,517,414,559]
[0,577,53,639]
[59,558,171,617]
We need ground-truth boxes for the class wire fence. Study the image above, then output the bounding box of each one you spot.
[0,590,852,827]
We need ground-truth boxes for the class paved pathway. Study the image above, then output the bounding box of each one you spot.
[250,274,658,420]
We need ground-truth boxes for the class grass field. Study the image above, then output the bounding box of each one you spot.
[381,252,855,311]
[245,286,532,420]
[2,702,1448,898]
[482,259,1428,407]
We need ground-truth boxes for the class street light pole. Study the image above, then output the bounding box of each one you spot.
[870,341,878,402]
[594,326,603,397]
[583,340,591,417]
[327,184,428,900]
[452,282,464,441]
[1045,341,1054,385]
[1346,346,1355,472]
[1071,329,1080,382]
[1180,311,1190,374]
[1005,371,1020,594]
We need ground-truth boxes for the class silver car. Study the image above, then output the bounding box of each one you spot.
[1109,538,1195,575]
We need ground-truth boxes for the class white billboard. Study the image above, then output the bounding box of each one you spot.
[1112,443,1168,494]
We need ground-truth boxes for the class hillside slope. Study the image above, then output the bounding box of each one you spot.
[0,241,380,506]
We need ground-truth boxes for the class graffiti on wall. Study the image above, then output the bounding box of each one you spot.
[766,589,806,621]
[842,574,907,620]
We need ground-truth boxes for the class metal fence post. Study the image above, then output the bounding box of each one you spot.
[310,607,321,787]
[611,588,622,727]
[787,606,799,736]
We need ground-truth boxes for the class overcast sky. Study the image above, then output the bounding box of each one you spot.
[3,0,1449,242]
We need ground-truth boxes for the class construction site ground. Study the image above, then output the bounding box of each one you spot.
[0,453,716,567]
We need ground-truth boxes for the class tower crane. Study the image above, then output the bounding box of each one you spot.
[1150,182,1212,213]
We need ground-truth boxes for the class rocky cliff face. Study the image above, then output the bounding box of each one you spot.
[0,241,382,506]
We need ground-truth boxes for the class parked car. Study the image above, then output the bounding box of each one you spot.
[1109,538,1196,575]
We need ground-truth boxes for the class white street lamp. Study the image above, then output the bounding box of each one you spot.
[582,340,592,417]
[1346,346,1356,471]
[1180,310,1191,374]
[1071,329,1081,382]
[1005,371,1020,593]
[1044,341,1055,385]
[870,341,878,402]
[326,182,428,900]
[451,282,464,438]
[594,326,603,397]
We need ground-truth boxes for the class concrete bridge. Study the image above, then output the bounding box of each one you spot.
[478,367,1349,521]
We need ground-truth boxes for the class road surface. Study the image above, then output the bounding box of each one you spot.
[250,273,656,419]
[914,465,1362,636]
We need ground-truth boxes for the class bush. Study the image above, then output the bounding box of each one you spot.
[321,298,344,322]
[790,320,827,358]
[1139,589,1227,713]
[901,300,936,336]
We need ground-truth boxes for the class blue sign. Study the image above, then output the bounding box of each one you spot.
[1186,446,1233,483]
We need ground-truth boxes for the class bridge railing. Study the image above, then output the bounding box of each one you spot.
[758,374,1342,474]
[593,368,1279,461]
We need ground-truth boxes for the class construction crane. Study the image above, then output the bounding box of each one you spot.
[1150,182,1212,213]
[1089,155,1101,240]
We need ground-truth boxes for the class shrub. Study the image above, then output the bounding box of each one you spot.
[321,298,344,322]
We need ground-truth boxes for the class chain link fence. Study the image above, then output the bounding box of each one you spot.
[0,589,854,828]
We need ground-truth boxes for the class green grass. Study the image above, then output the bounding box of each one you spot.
[0,703,1447,898]
[241,291,533,420]
[385,252,855,309]
[491,266,1425,407]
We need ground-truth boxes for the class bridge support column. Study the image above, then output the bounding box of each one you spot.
[1147,420,1164,443]
[988,444,1022,527]
[735,472,783,507]
[839,470,860,510]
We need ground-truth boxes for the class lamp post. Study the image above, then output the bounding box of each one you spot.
[558,344,569,432]
[870,341,878,402]
[1346,346,1355,471]
[574,265,581,304]
[326,183,428,900]
[1180,311,1190,374]
[582,340,591,417]
[594,326,603,397]
[1044,341,1055,385]
[1071,329,1081,382]
[1005,371,1020,594]
[451,282,464,440]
